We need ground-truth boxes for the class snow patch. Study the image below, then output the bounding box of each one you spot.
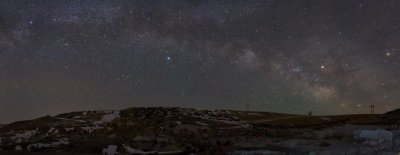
[11,129,38,143]
[355,130,393,146]
[93,121,104,126]
[81,126,103,133]
[15,145,22,151]
[47,127,58,134]
[27,138,69,151]
[123,144,146,154]
[51,138,69,145]
[102,111,120,123]
[196,121,209,126]
[48,127,55,133]
[27,143,50,151]
[73,116,82,119]
[102,145,118,155]
[320,117,331,121]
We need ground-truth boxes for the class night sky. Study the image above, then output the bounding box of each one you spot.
[0,0,399,123]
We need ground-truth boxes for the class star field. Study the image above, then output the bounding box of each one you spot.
[0,0,399,123]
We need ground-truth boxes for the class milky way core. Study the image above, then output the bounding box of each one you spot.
[0,0,399,123]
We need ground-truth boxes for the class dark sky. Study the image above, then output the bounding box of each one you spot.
[0,0,399,123]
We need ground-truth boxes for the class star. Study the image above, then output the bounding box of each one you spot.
[1,0,400,123]
[384,95,389,99]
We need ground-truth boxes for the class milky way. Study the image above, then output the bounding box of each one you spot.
[0,0,399,123]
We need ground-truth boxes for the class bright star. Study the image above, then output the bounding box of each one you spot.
[320,65,325,69]
[386,52,391,56]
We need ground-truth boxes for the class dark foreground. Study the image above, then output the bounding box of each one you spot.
[1,107,400,154]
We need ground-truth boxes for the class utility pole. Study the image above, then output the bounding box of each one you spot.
[370,105,375,114]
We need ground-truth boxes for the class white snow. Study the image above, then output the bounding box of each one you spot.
[139,115,146,120]
[81,126,102,133]
[51,138,69,145]
[317,124,381,139]
[355,130,393,146]
[15,145,22,151]
[73,116,82,119]
[48,127,55,133]
[93,111,120,126]
[27,143,50,151]
[320,117,331,121]
[102,111,120,123]
[93,120,104,125]
[47,127,58,134]
[11,129,38,143]
[64,127,75,132]
[123,144,146,154]
[122,144,157,154]
[26,138,69,151]
[195,121,209,126]
[102,145,118,155]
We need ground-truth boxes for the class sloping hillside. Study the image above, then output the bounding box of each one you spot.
[384,108,400,117]
[0,107,296,154]
[0,107,396,154]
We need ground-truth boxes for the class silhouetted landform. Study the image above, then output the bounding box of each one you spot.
[0,107,399,154]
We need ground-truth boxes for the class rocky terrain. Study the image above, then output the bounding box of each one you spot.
[0,107,399,155]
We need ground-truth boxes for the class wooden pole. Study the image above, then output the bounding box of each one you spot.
[370,105,374,114]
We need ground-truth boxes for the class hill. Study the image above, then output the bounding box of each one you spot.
[0,107,398,154]
[385,108,400,116]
